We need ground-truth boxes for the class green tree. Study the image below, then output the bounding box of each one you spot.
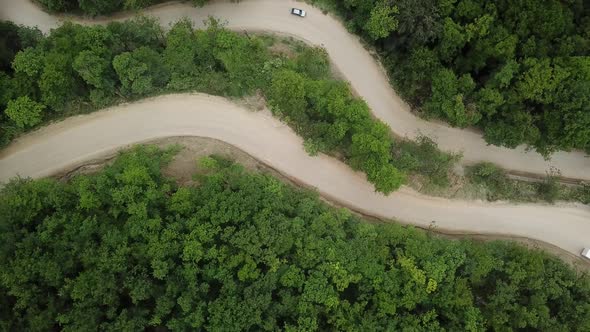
[490,60,520,89]
[112,46,168,96]
[268,70,307,122]
[364,1,399,40]
[425,68,479,127]
[39,53,77,110]
[484,109,540,149]
[78,0,123,16]
[4,96,44,128]
[0,22,41,72]
[163,19,200,90]
[475,87,504,118]
[107,17,164,52]
[213,28,269,95]
[73,49,115,91]
[544,57,590,151]
[439,18,466,61]
[516,58,568,104]
[37,0,75,12]
[389,46,442,103]
[369,162,405,193]
[349,122,404,193]
[394,0,443,45]
[0,72,12,107]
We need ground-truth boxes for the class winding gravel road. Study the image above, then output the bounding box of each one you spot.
[0,1,590,256]
[1,94,590,256]
[0,0,589,180]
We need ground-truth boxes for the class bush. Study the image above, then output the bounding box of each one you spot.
[576,183,590,204]
[467,162,512,200]
[466,163,578,203]
[293,46,331,80]
[538,169,561,203]
[392,135,460,187]
[199,155,219,169]
[469,162,507,185]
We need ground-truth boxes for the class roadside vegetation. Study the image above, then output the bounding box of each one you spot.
[1,145,590,331]
[41,0,590,156]
[1,18,588,203]
[466,163,590,204]
[388,134,590,204]
[0,18,404,193]
[36,0,209,16]
[389,135,590,204]
[309,0,590,156]
[391,135,460,188]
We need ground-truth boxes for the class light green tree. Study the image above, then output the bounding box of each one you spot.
[5,96,45,128]
[365,1,399,40]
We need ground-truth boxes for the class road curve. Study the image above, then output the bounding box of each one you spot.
[0,0,588,180]
[1,93,589,255]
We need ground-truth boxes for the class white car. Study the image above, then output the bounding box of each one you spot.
[291,8,306,17]
[582,248,590,260]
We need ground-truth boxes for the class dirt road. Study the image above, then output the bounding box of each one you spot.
[1,94,589,255]
[0,0,588,180]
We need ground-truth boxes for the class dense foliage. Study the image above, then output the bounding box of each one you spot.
[0,21,43,146]
[0,18,404,193]
[37,0,209,16]
[1,146,589,331]
[315,0,590,155]
[267,67,404,193]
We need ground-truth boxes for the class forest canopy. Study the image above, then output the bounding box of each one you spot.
[315,0,590,155]
[1,146,589,331]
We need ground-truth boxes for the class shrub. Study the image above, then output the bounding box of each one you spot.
[392,135,460,187]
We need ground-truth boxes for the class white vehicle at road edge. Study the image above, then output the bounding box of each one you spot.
[582,248,590,260]
[291,8,306,17]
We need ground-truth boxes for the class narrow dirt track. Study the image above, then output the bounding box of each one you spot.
[1,94,589,256]
[0,0,588,180]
